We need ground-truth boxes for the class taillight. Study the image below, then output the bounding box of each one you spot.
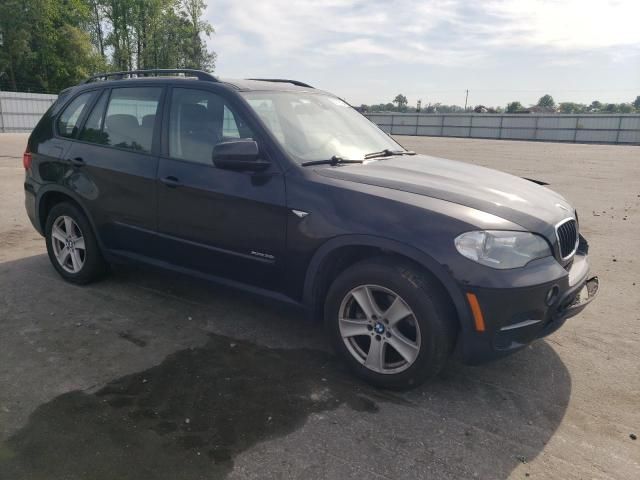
[23,146,32,170]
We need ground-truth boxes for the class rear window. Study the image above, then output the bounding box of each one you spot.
[102,88,162,152]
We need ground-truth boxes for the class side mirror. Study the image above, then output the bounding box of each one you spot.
[212,139,269,171]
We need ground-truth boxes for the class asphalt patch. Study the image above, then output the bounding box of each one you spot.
[0,335,381,480]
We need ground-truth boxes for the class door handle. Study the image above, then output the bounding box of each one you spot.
[160,176,181,188]
[68,157,85,167]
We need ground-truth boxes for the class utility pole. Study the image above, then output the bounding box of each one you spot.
[464,89,469,111]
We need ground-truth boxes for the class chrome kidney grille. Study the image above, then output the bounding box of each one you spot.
[556,218,579,260]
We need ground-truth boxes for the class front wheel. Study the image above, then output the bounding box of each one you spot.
[325,257,456,389]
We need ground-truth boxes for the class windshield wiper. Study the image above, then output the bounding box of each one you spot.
[300,156,364,167]
[364,149,416,160]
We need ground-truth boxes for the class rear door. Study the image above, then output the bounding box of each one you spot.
[64,85,164,254]
[155,86,287,291]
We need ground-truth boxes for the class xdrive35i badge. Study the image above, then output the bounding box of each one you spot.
[250,250,275,260]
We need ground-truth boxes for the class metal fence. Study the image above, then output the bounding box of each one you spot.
[365,113,640,145]
[2,92,640,145]
[0,92,58,132]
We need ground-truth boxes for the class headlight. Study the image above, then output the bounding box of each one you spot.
[454,231,551,269]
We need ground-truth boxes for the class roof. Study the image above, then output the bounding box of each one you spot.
[78,69,317,93]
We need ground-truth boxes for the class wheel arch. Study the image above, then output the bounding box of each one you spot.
[303,235,472,334]
[37,187,103,249]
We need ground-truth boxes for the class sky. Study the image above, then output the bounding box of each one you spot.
[204,0,640,108]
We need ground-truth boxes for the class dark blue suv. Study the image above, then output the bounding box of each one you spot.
[24,69,598,388]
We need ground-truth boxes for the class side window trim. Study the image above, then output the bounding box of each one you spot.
[152,86,168,157]
[76,88,110,141]
[76,89,106,137]
[160,86,173,157]
[99,88,113,139]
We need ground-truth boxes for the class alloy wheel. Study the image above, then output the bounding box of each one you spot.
[51,215,86,274]
[338,284,421,374]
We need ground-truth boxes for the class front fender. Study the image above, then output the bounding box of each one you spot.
[302,234,472,335]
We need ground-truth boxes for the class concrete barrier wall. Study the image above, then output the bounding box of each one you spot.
[365,113,640,145]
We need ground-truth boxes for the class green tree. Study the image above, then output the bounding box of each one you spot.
[393,94,408,111]
[558,102,586,114]
[506,101,524,113]
[0,0,105,92]
[537,94,555,108]
[617,103,633,113]
[1,0,218,93]
[633,96,640,112]
[588,100,602,112]
[181,0,216,69]
[0,0,31,90]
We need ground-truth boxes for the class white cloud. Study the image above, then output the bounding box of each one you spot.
[208,0,483,68]
[204,0,640,106]
[207,0,640,68]
[483,0,640,50]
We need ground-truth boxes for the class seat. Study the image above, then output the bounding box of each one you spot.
[179,104,217,162]
[139,114,156,149]
[141,114,155,129]
[105,114,142,150]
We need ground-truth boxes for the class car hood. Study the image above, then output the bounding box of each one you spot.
[315,154,574,234]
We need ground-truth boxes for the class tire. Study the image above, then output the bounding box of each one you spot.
[325,257,456,389]
[45,202,107,284]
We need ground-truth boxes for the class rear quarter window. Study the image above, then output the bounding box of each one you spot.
[56,91,95,138]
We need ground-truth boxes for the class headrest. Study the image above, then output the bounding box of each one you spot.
[141,114,155,128]
[181,104,208,125]
[106,114,139,132]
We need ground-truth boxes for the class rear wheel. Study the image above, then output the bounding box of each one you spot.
[45,202,107,284]
[325,257,456,389]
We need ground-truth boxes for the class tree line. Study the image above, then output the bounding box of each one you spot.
[0,0,215,93]
[362,93,640,114]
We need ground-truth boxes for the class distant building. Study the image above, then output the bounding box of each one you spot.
[473,105,497,113]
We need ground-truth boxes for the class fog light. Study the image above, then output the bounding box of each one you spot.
[546,286,559,306]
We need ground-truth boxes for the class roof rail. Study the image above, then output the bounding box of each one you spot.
[247,78,314,89]
[84,69,218,84]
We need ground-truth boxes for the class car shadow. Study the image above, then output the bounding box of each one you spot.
[0,255,572,479]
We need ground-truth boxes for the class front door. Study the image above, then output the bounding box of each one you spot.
[156,87,287,291]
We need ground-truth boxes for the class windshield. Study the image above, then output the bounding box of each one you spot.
[241,91,404,163]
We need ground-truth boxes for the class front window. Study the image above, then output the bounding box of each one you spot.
[168,88,255,165]
[242,91,403,163]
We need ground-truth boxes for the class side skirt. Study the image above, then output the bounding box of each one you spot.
[104,248,306,311]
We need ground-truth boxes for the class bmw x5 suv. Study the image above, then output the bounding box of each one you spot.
[24,69,598,388]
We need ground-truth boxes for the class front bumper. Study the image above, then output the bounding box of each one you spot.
[456,244,599,364]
